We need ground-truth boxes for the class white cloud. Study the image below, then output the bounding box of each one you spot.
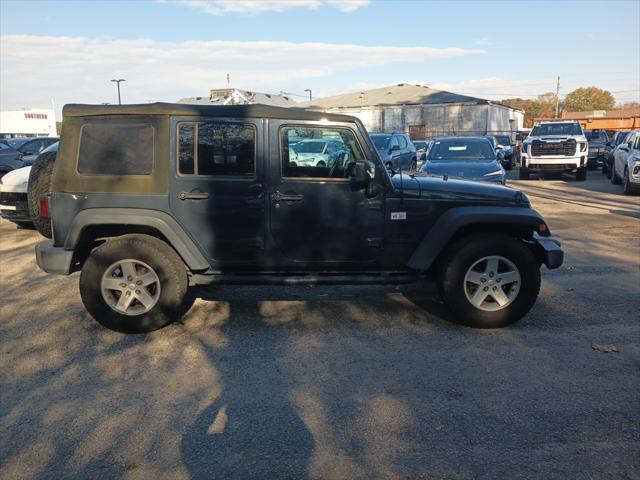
[0,35,484,115]
[163,0,370,15]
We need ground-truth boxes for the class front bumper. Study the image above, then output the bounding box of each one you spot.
[531,236,564,269]
[35,242,74,275]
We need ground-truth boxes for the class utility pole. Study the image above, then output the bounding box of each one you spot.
[111,79,125,104]
[304,89,312,101]
[555,76,561,118]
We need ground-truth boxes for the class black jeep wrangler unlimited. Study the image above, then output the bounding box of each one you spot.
[35,103,563,333]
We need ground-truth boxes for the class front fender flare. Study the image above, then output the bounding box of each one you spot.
[406,206,546,271]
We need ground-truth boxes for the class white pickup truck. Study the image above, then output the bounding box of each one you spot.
[520,120,588,181]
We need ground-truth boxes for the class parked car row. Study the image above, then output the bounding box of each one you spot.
[0,141,58,235]
[0,136,58,178]
[609,130,640,195]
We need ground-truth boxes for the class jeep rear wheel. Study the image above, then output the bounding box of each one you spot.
[519,168,530,180]
[575,167,587,181]
[438,234,541,328]
[80,234,188,333]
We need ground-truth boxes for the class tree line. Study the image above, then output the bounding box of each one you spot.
[500,87,638,127]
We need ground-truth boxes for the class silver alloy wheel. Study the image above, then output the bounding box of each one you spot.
[463,255,521,312]
[101,259,161,316]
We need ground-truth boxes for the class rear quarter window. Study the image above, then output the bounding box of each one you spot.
[77,123,154,175]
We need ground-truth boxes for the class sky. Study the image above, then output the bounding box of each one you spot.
[1,0,639,120]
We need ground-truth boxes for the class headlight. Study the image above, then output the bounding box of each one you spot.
[484,170,504,177]
[521,144,528,154]
[580,142,587,152]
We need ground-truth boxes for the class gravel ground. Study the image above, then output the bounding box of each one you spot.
[1,171,639,480]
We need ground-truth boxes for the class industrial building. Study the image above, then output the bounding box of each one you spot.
[0,108,57,138]
[178,88,296,107]
[559,107,640,131]
[296,83,524,139]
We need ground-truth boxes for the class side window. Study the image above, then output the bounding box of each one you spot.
[281,125,365,179]
[78,123,154,175]
[389,136,400,150]
[398,135,408,149]
[634,135,640,150]
[177,122,255,176]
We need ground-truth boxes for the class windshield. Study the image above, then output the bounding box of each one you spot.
[495,135,511,146]
[42,142,59,154]
[585,130,607,142]
[615,132,630,145]
[370,135,390,149]
[531,123,583,136]
[292,141,325,154]
[6,138,30,149]
[428,139,495,161]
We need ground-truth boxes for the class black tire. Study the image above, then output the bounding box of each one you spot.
[519,168,530,180]
[79,234,188,333]
[611,165,622,184]
[623,168,638,195]
[27,151,57,238]
[411,159,417,172]
[575,167,587,181]
[601,164,607,175]
[437,234,541,328]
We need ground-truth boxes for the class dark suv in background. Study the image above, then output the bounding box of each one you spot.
[35,103,562,334]
[585,129,608,169]
[369,132,417,171]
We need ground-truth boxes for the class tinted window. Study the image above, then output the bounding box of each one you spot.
[428,139,495,161]
[281,126,364,179]
[178,122,255,176]
[78,124,154,175]
[370,135,390,149]
[495,135,511,146]
[398,135,407,149]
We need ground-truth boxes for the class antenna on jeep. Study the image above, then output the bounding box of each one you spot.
[399,163,404,206]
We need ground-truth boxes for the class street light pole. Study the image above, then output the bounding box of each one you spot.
[304,89,312,101]
[110,79,126,104]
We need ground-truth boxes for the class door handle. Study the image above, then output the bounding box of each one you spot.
[179,191,209,200]
[273,191,303,202]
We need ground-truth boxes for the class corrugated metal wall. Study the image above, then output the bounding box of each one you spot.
[324,103,524,139]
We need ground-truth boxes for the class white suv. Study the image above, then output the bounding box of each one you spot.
[520,121,588,181]
[611,130,640,195]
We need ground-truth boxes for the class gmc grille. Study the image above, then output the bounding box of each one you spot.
[531,139,576,157]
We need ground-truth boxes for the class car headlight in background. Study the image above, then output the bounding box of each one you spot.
[580,142,587,151]
[521,144,528,154]
[484,170,505,177]
[632,159,640,176]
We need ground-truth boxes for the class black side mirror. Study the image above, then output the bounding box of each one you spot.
[390,145,400,152]
[21,150,33,156]
[349,160,375,192]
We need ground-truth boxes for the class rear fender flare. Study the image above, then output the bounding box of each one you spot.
[65,208,209,271]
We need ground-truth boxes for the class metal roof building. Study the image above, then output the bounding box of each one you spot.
[178,88,296,108]
[296,83,524,139]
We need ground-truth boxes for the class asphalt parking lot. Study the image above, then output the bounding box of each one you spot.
[1,171,639,480]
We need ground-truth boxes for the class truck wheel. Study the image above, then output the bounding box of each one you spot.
[519,168,530,180]
[438,234,541,328]
[575,167,587,182]
[27,151,57,238]
[79,234,188,333]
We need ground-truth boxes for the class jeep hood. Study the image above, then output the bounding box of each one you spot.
[391,173,527,205]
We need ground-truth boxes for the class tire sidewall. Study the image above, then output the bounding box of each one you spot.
[80,236,187,333]
[440,235,540,328]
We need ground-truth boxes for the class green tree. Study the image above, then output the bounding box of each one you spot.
[563,87,615,112]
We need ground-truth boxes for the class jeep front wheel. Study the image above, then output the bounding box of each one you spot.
[438,234,541,328]
[79,234,188,333]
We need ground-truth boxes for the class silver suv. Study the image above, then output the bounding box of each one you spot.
[611,130,640,195]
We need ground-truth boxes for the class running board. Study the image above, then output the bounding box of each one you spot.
[191,272,420,286]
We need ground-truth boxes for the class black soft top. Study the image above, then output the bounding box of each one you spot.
[63,102,357,123]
